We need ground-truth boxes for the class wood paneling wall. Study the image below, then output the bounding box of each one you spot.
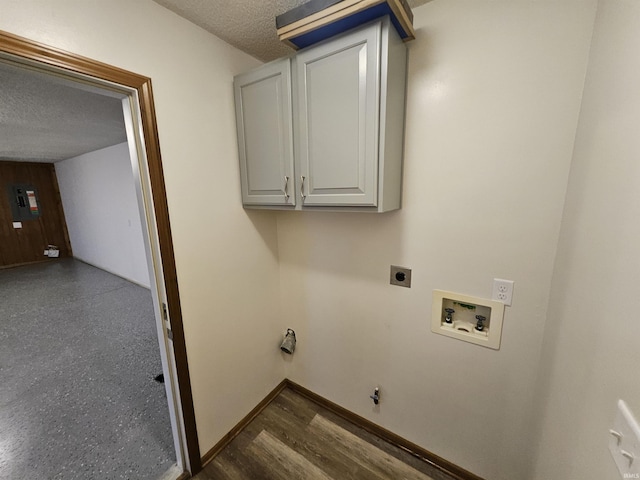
[0,161,71,267]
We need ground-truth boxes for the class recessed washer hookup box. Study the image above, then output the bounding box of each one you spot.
[276,0,415,50]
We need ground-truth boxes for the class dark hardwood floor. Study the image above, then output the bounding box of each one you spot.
[196,387,459,480]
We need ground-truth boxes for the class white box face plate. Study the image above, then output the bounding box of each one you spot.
[609,399,640,477]
[431,290,506,350]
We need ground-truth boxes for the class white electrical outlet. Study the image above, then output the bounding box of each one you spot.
[492,278,514,306]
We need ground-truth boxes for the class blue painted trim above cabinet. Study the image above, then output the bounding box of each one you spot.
[288,4,409,49]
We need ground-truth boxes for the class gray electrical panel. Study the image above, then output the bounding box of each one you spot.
[6,184,41,221]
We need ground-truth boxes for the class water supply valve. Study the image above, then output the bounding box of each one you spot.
[370,387,380,405]
[444,308,455,324]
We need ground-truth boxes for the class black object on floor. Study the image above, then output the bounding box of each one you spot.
[155,373,165,383]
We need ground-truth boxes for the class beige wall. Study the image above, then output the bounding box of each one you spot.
[532,1,640,478]
[276,2,596,478]
[0,0,284,456]
[6,1,637,478]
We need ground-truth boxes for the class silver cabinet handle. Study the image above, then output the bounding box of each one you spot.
[300,175,306,200]
[284,176,289,199]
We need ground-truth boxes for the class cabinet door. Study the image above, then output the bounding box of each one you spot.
[294,20,380,206]
[235,59,295,206]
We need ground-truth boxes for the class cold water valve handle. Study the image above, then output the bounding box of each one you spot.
[444,308,455,324]
[475,315,486,332]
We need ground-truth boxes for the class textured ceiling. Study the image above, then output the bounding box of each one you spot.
[154,0,430,62]
[1,1,428,164]
[0,61,127,163]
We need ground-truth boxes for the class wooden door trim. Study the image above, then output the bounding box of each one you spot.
[0,30,202,474]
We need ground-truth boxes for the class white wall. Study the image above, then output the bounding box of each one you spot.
[276,2,596,479]
[0,0,284,457]
[56,143,150,287]
[7,1,634,477]
[532,1,640,478]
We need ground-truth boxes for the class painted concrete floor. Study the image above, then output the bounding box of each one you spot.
[0,259,175,479]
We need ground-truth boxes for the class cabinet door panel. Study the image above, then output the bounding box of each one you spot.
[295,22,380,206]
[235,59,295,205]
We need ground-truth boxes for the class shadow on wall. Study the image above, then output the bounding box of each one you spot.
[244,209,280,261]
[274,209,406,283]
[406,27,434,78]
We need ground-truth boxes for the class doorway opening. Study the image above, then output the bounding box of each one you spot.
[0,30,201,477]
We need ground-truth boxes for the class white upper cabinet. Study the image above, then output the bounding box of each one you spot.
[234,16,407,212]
[294,18,379,207]
[235,59,295,206]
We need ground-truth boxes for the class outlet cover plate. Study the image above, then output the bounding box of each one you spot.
[390,266,411,288]
[492,278,514,306]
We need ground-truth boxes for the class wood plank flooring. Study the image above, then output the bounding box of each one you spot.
[196,388,458,480]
